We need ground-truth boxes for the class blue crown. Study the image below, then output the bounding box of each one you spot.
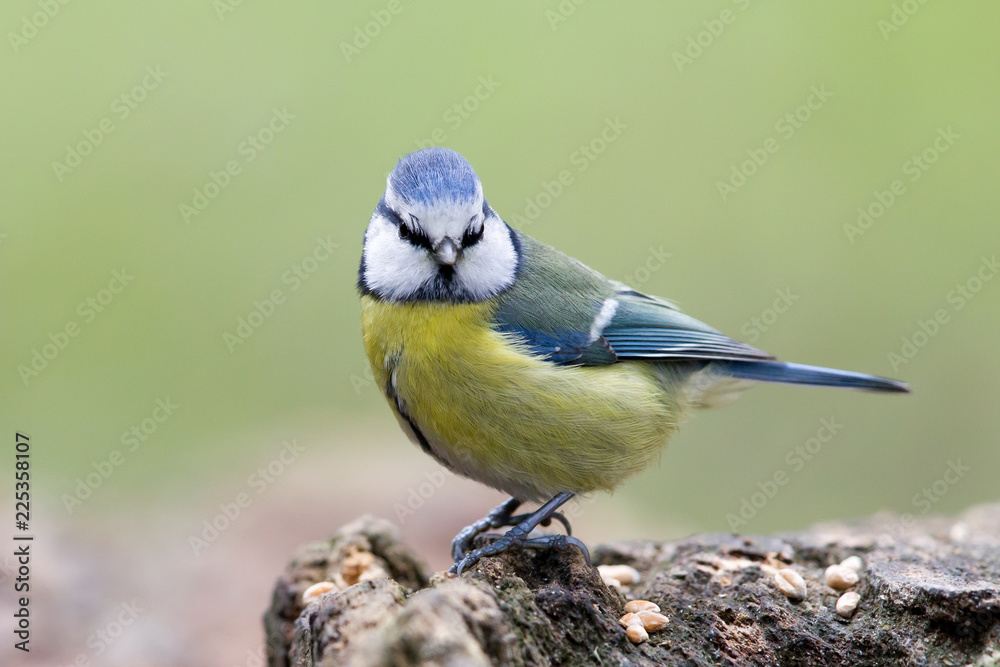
[389,148,479,206]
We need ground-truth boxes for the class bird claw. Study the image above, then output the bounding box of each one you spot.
[452,509,575,564]
[450,498,521,563]
[448,492,587,576]
[450,532,590,576]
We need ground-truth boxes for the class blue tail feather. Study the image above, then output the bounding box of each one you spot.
[717,361,910,393]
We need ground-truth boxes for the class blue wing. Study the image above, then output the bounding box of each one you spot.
[494,323,618,365]
[490,232,908,392]
[491,233,772,366]
[494,288,770,366]
[601,289,775,362]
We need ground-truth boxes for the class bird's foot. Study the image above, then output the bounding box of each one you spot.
[449,492,588,575]
[450,497,521,563]
[451,532,590,576]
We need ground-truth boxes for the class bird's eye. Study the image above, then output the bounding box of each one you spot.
[462,220,485,248]
[397,219,433,250]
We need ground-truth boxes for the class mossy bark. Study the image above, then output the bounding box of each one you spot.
[265,506,1000,666]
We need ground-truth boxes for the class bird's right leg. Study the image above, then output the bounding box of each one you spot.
[451,492,589,575]
[451,498,578,563]
[451,497,522,563]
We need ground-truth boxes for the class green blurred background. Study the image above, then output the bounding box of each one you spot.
[2,2,998,664]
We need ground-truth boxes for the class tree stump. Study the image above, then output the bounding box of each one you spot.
[264,505,1000,666]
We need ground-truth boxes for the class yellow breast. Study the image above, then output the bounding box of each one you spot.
[360,295,685,501]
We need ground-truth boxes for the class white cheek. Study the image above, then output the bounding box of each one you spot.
[363,216,437,300]
[455,218,517,299]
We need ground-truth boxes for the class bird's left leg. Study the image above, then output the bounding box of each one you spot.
[450,492,590,575]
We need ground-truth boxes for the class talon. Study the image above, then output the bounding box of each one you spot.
[567,535,591,564]
[455,555,473,576]
[448,492,587,576]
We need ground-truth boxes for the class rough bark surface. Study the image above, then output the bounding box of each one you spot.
[265,506,1000,666]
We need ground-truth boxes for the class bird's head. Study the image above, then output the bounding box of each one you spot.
[359,148,519,302]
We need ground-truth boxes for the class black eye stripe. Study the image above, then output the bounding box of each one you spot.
[398,222,433,250]
[382,202,484,252]
[378,202,433,250]
[462,224,484,248]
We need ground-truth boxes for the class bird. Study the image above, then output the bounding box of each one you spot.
[357,147,909,575]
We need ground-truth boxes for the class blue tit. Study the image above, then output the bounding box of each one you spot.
[358,147,909,574]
